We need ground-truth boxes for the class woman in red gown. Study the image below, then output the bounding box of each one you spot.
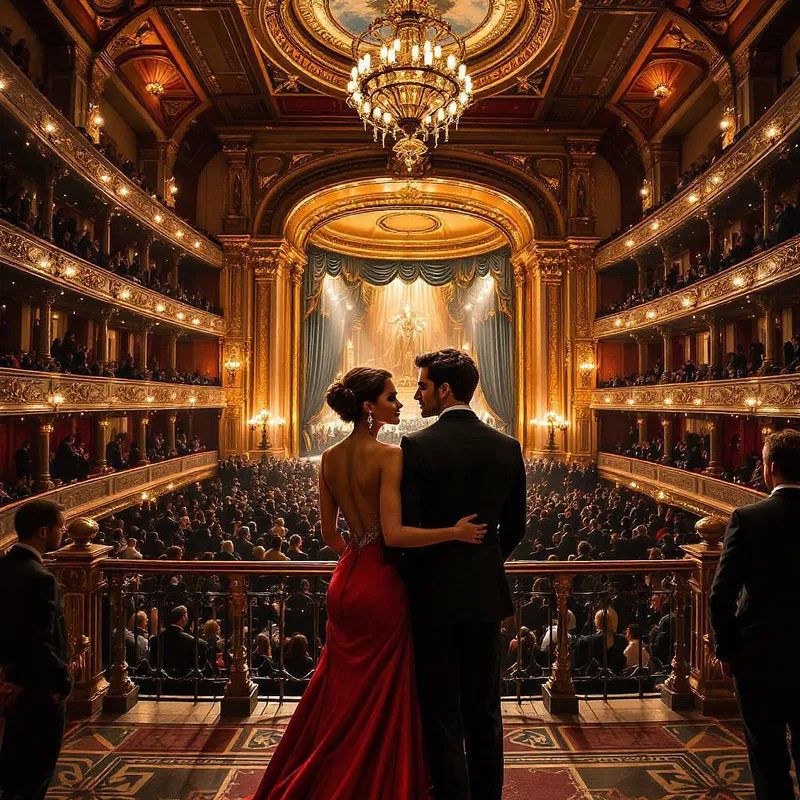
[253,367,484,800]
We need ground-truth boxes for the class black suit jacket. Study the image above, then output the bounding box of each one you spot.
[710,487,800,665]
[0,546,72,697]
[149,625,204,676]
[399,410,526,624]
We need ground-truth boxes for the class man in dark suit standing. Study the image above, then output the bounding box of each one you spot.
[710,429,800,800]
[148,605,204,677]
[398,349,526,800]
[0,499,72,800]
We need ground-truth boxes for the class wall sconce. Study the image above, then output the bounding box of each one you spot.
[224,359,241,382]
[653,83,671,100]
[578,361,595,388]
[745,397,762,413]
[531,411,569,452]
[145,82,165,97]
[49,392,64,410]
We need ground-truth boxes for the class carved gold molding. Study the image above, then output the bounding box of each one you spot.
[0,220,224,334]
[594,233,800,337]
[598,452,764,518]
[0,451,218,551]
[596,75,800,270]
[284,177,534,256]
[592,372,800,416]
[0,369,227,414]
[0,51,222,268]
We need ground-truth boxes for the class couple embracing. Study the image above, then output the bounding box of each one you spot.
[255,349,527,800]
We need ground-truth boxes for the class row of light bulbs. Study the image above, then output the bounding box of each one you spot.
[625,121,783,253]
[604,393,770,413]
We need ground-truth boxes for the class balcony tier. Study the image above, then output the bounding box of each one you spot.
[594,233,800,338]
[598,452,764,517]
[0,52,222,268]
[0,369,226,414]
[0,450,218,551]
[595,76,800,271]
[0,219,224,334]
[592,374,800,417]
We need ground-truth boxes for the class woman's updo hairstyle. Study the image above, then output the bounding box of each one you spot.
[326,367,392,423]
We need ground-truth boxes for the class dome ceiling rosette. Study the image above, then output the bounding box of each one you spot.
[255,0,570,99]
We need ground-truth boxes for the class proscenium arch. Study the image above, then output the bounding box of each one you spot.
[252,149,564,245]
[280,177,536,259]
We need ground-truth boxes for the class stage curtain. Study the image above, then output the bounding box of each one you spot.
[475,311,515,433]
[304,246,516,435]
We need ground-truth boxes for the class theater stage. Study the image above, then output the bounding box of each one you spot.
[49,699,755,798]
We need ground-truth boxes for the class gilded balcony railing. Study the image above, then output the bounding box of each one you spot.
[0,450,218,552]
[592,373,800,417]
[595,74,800,271]
[0,220,224,334]
[0,52,223,268]
[598,452,765,517]
[33,514,737,719]
[0,368,226,415]
[594,233,800,337]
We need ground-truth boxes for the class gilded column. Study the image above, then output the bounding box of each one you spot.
[166,414,177,453]
[756,169,775,236]
[637,414,648,447]
[166,331,179,379]
[36,417,55,491]
[38,290,57,360]
[703,417,724,477]
[756,294,777,367]
[635,334,648,375]
[92,414,111,474]
[289,260,305,457]
[660,414,674,465]
[137,412,150,465]
[542,574,578,713]
[135,322,152,373]
[658,326,673,374]
[635,256,647,292]
[532,245,568,455]
[220,134,253,236]
[566,138,598,237]
[96,308,115,366]
[511,253,531,450]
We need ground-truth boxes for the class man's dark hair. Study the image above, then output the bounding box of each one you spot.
[14,499,65,540]
[169,605,188,625]
[763,429,800,481]
[627,623,641,640]
[414,348,479,403]
[270,534,283,550]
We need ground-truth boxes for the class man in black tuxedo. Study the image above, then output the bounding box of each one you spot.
[148,604,204,677]
[0,499,72,800]
[710,429,800,800]
[398,349,526,800]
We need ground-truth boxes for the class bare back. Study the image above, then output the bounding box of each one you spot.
[321,434,395,543]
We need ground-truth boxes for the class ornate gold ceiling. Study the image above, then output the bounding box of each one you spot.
[313,208,506,259]
[255,0,571,97]
[281,177,533,259]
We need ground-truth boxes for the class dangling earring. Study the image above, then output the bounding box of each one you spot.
[367,411,374,433]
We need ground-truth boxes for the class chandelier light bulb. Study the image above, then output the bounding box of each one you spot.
[424,51,433,66]
[447,53,456,70]
[393,38,401,51]
[448,100,457,115]
[437,107,445,121]
[383,111,392,124]
[434,44,442,58]
[412,44,420,61]
[374,106,382,119]
[458,63,466,79]
[424,39,432,52]
[381,46,388,60]
[351,66,358,81]
[387,49,396,63]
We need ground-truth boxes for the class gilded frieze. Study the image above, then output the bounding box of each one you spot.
[591,372,800,417]
[595,235,800,337]
[596,75,800,270]
[0,221,223,334]
[0,51,222,267]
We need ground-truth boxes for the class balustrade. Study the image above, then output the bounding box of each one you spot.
[32,514,737,719]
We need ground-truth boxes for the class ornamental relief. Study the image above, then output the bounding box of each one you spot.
[0,51,221,267]
[0,220,223,334]
[0,378,47,405]
[595,236,800,337]
[596,76,800,269]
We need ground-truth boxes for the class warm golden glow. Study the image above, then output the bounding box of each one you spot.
[653,83,671,99]
[145,81,165,96]
[347,0,473,171]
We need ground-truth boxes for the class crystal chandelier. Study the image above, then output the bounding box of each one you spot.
[347,0,473,172]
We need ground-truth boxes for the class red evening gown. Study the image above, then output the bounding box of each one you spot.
[253,521,431,800]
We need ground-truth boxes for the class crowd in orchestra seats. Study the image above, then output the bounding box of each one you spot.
[598,203,799,318]
[63,456,700,682]
[598,335,800,389]
[305,416,435,454]
[0,429,206,508]
[608,431,767,491]
[1,335,220,386]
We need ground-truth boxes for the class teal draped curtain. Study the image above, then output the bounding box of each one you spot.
[302,245,516,448]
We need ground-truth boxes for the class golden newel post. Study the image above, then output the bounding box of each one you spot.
[541,573,579,714]
[104,570,140,712]
[659,571,693,709]
[48,516,113,717]
[681,515,738,713]
[221,574,259,716]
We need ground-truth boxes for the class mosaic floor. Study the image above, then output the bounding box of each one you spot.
[48,700,756,799]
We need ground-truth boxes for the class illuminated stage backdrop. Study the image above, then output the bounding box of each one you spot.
[302,247,514,451]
